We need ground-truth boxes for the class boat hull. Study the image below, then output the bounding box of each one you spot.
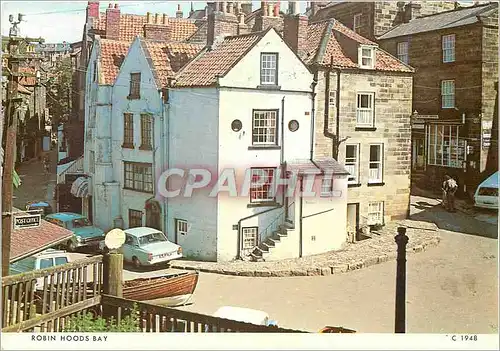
[123,272,198,306]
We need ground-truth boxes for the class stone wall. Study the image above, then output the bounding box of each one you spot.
[314,68,413,222]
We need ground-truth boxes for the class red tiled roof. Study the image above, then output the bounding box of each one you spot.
[303,19,413,73]
[11,210,74,262]
[99,39,131,85]
[95,12,200,43]
[142,40,204,87]
[175,31,265,87]
[18,66,36,86]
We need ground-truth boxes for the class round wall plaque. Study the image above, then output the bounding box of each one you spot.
[231,119,242,132]
[104,228,126,250]
[288,120,299,132]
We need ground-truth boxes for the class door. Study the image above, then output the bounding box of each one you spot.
[413,138,425,169]
[346,203,359,243]
[145,199,161,231]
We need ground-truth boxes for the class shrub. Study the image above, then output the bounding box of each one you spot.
[64,305,141,332]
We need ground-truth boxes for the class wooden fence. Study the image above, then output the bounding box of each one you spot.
[2,255,103,332]
[101,295,307,333]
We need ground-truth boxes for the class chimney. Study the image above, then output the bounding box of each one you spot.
[228,2,234,14]
[189,2,195,17]
[404,2,421,23]
[143,13,171,40]
[105,3,121,40]
[176,4,183,18]
[86,1,100,22]
[274,1,280,16]
[283,12,308,57]
[254,1,282,31]
[262,1,268,16]
[206,7,239,48]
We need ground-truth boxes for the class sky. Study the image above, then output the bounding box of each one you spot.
[1,0,308,43]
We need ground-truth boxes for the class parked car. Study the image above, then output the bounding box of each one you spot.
[25,201,53,218]
[474,171,498,210]
[45,212,105,252]
[104,227,182,269]
[10,249,71,289]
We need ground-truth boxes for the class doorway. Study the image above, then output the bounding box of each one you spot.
[346,203,359,243]
[145,199,161,231]
[413,138,425,170]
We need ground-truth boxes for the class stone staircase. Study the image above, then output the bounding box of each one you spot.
[249,220,295,262]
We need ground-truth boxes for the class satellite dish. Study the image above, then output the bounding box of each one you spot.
[104,228,126,250]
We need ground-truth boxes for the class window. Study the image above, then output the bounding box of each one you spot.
[442,34,455,63]
[345,144,360,184]
[329,90,336,107]
[39,258,54,269]
[397,42,409,64]
[427,124,465,168]
[367,202,384,225]
[89,151,95,174]
[128,209,143,228]
[176,219,188,236]
[54,257,68,266]
[250,168,275,203]
[138,232,167,246]
[260,53,278,85]
[252,110,278,145]
[368,144,383,184]
[356,92,375,127]
[129,73,141,98]
[353,13,362,33]
[441,80,455,109]
[125,234,137,246]
[73,218,91,228]
[242,227,258,250]
[359,46,375,69]
[124,162,153,193]
[140,114,152,150]
[123,113,134,148]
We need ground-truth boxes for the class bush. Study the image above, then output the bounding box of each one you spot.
[64,305,141,332]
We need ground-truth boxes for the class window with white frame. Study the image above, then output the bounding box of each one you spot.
[368,144,383,184]
[321,176,333,196]
[356,92,375,127]
[367,201,384,225]
[252,110,278,145]
[359,46,375,69]
[176,219,188,236]
[442,34,455,63]
[427,124,465,168]
[397,41,409,64]
[329,90,336,107]
[242,227,258,250]
[250,168,275,203]
[345,144,359,184]
[441,80,455,109]
[260,53,278,85]
[353,13,362,33]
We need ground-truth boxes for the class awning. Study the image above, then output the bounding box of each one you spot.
[70,176,89,198]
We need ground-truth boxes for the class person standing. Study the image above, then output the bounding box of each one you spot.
[443,175,458,212]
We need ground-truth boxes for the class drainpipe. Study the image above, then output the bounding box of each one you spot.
[323,58,336,159]
[334,66,341,160]
[311,72,318,161]
[163,91,170,238]
[280,96,285,165]
[299,175,303,258]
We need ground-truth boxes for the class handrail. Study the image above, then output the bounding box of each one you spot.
[2,255,103,286]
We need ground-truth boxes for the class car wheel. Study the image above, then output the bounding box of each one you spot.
[67,240,76,252]
[132,257,141,269]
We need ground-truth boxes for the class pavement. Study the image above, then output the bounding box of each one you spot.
[170,220,441,277]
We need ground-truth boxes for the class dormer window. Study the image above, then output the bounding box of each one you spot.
[260,53,278,85]
[359,46,375,69]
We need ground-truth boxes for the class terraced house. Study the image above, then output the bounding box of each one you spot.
[378,2,499,198]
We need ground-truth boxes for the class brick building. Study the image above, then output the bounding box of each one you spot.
[282,3,414,237]
[378,3,499,197]
[310,1,457,41]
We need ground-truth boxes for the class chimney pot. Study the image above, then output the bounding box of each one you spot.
[108,3,113,8]
[267,3,273,17]
[114,3,118,8]
[163,14,168,24]
[155,13,160,24]
[262,1,268,16]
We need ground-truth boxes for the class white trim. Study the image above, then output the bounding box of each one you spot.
[368,144,383,184]
[442,34,455,63]
[358,45,375,69]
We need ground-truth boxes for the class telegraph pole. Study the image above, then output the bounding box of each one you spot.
[2,15,23,276]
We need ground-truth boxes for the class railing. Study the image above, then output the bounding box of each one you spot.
[57,155,84,184]
[356,108,374,127]
[101,295,307,333]
[2,255,103,332]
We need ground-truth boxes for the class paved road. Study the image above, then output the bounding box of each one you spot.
[123,195,498,334]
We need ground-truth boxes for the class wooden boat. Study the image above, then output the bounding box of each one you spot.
[123,271,199,307]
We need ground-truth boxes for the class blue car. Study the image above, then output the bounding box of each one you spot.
[45,212,105,252]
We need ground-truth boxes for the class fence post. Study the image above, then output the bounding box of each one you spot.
[394,226,408,333]
[102,252,123,318]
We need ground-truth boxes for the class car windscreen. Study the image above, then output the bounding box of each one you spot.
[138,232,167,246]
[478,187,498,196]
[54,257,69,266]
[72,218,91,228]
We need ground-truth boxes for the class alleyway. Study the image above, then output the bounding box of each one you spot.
[13,149,57,210]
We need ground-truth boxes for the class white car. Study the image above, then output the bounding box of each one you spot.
[474,171,498,210]
[212,306,278,327]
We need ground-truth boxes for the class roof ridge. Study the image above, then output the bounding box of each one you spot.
[410,2,496,21]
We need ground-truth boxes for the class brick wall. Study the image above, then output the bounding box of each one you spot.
[314,68,413,221]
[105,5,121,41]
[143,23,171,41]
[207,12,239,46]
[481,8,499,172]
[253,15,283,32]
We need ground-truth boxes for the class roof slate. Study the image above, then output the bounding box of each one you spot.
[11,208,74,262]
[378,3,498,39]
[98,39,131,85]
[175,31,265,87]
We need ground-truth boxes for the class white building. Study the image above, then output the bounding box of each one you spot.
[83,16,349,262]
